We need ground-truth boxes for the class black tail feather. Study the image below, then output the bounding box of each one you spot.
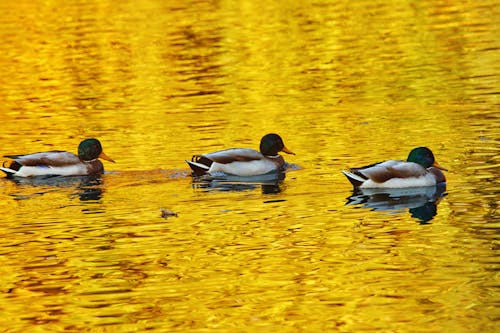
[192,155,213,167]
[342,170,366,188]
[7,161,22,171]
[186,157,212,177]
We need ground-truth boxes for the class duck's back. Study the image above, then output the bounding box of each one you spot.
[7,151,81,166]
[203,148,263,163]
[355,160,427,183]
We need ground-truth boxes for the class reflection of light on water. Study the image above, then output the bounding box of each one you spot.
[346,184,447,223]
[0,0,497,330]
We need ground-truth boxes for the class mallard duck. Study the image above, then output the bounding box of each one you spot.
[1,138,115,177]
[186,133,295,177]
[342,147,447,188]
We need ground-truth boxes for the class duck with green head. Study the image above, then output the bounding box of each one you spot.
[1,138,115,178]
[186,133,295,177]
[342,147,447,188]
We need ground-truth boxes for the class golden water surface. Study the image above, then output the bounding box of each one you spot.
[0,0,498,332]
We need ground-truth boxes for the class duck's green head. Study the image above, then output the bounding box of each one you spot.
[407,147,446,170]
[78,138,115,163]
[259,133,295,156]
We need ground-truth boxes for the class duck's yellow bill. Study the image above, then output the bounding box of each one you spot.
[433,161,447,171]
[99,151,115,163]
[282,146,295,155]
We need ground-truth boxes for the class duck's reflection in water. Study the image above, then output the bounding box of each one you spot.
[7,175,104,202]
[346,184,447,223]
[191,172,286,194]
[74,178,103,201]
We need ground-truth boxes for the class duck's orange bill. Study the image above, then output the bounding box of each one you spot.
[282,146,295,155]
[99,151,116,163]
[433,161,447,171]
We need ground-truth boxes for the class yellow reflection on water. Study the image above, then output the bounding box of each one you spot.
[0,0,498,331]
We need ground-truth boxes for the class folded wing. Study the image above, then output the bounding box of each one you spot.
[201,148,263,164]
[5,151,81,167]
[353,160,427,183]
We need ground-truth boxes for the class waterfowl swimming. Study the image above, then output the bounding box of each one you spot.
[342,147,447,188]
[1,138,115,177]
[186,133,295,177]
